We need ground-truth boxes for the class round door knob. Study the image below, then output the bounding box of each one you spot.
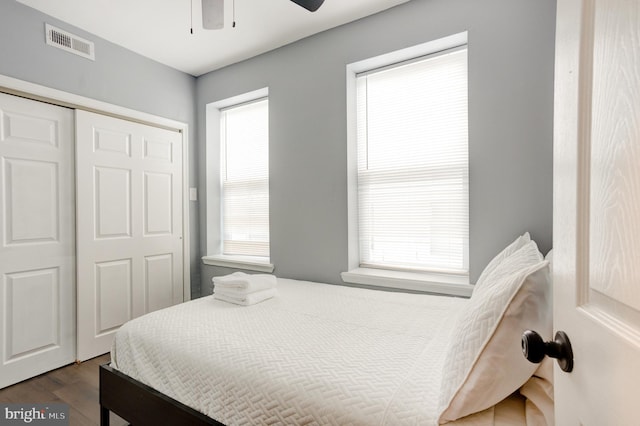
[522,330,574,373]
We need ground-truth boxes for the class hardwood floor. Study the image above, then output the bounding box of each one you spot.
[0,354,127,425]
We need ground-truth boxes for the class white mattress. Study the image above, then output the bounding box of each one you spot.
[111,278,525,425]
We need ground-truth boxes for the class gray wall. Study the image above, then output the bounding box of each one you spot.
[0,1,201,296]
[198,0,556,295]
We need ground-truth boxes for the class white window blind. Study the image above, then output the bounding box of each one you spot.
[356,47,468,274]
[220,98,269,257]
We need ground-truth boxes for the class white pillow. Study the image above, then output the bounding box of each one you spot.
[473,232,531,292]
[438,240,551,423]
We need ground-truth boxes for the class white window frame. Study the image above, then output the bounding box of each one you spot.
[343,33,473,297]
[203,88,274,272]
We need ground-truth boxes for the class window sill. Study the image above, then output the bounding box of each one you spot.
[341,267,473,298]
[202,255,275,273]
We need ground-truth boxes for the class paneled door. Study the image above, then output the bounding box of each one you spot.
[553,0,640,423]
[76,110,183,361]
[0,92,75,388]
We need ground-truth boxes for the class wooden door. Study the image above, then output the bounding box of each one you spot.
[553,0,640,423]
[76,110,184,361]
[0,92,75,388]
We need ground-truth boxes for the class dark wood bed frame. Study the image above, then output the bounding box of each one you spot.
[99,363,224,426]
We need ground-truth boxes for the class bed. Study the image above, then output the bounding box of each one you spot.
[100,234,554,425]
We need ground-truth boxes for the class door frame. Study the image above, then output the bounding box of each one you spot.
[0,73,192,303]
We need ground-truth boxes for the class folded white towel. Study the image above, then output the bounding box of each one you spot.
[212,271,247,285]
[213,272,277,294]
[213,287,278,306]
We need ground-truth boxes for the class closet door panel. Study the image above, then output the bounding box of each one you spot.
[144,253,174,312]
[144,171,173,235]
[5,268,59,358]
[94,166,132,238]
[4,158,58,243]
[0,92,75,389]
[95,259,133,334]
[76,110,183,361]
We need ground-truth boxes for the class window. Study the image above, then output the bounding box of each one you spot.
[220,98,270,258]
[345,34,470,292]
[203,88,272,272]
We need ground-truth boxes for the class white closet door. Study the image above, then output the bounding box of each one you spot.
[0,93,75,388]
[76,110,183,361]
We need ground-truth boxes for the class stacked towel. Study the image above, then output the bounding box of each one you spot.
[212,272,277,306]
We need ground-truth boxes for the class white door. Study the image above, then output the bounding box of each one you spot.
[76,110,183,361]
[553,0,640,423]
[0,93,75,388]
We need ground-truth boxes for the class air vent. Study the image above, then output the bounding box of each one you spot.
[45,24,95,61]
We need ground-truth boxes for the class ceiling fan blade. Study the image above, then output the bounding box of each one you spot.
[290,0,325,12]
[202,0,224,30]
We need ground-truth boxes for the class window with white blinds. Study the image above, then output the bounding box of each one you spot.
[356,46,468,275]
[220,98,270,257]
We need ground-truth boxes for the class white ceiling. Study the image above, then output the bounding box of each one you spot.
[16,0,410,76]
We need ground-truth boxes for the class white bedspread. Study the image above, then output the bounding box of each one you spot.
[111,278,522,425]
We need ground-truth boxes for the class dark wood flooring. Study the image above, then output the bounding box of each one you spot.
[0,354,127,425]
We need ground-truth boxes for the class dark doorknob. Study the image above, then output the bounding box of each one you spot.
[522,330,574,373]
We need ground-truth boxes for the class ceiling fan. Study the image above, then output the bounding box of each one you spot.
[289,0,325,11]
[200,0,325,30]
